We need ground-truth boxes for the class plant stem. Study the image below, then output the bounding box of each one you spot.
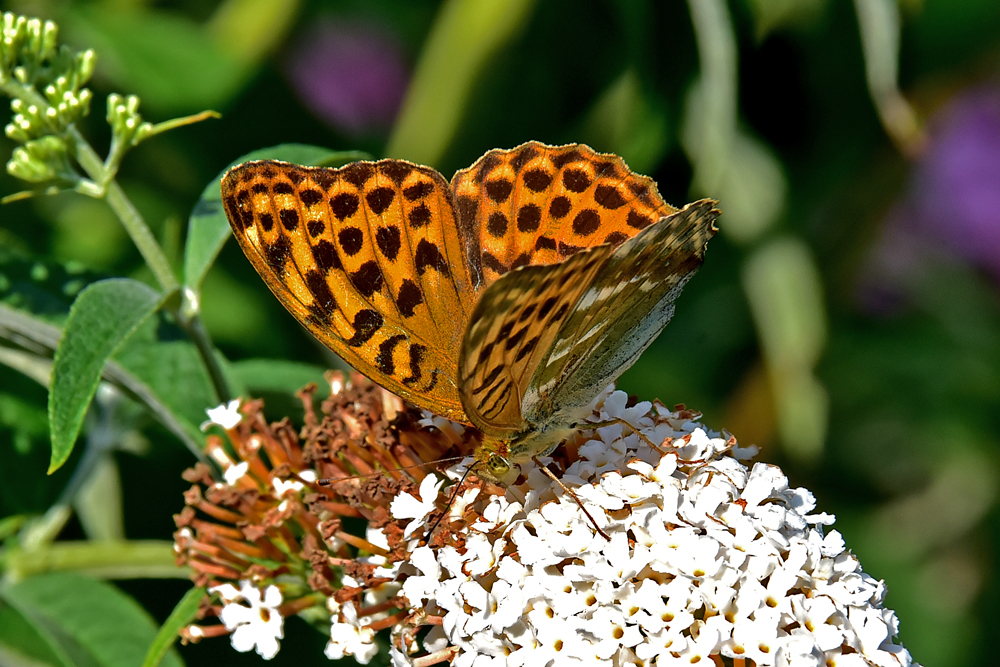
[68,128,231,402]
[176,305,231,403]
[69,127,179,293]
[3,540,186,583]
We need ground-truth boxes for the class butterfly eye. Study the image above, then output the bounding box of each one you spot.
[487,453,511,477]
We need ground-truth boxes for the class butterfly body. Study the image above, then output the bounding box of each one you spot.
[221,142,718,485]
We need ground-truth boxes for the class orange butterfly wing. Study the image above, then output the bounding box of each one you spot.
[452,141,677,283]
[222,159,478,423]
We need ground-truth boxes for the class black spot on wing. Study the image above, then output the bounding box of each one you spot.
[408,203,431,228]
[313,239,340,271]
[401,343,428,387]
[563,168,592,193]
[345,309,382,347]
[517,204,541,232]
[331,192,360,220]
[279,208,299,231]
[551,150,582,169]
[510,144,538,171]
[351,260,384,298]
[305,270,336,313]
[264,235,291,272]
[482,252,507,275]
[307,219,325,236]
[522,168,552,192]
[404,180,434,201]
[549,196,571,219]
[300,189,323,207]
[415,240,450,276]
[342,163,374,188]
[487,211,509,237]
[627,210,653,230]
[534,236,556,251]
[594,184,626,209]
[396,279,423,317]
[338,227,364,256]
[572,209,601,236]
[377,334,407,375]
[375,226,402,261]
[380,162,414,185]
[366,187,396,215]
[485,178,514,203]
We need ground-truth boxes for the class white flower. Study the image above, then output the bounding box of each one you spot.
[386,389,919,667]
[201,399,242,431]
[222,461,248,486]
[210,580,283,660]
[325,600,378,664]
[271,476,304,497]
[391,473,446,539]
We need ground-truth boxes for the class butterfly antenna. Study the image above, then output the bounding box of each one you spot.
[532,456,611,541]
[421,464,475,546]
[315,456,466,485]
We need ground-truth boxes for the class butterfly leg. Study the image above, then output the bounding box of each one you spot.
[580,417,669,456]
[532,456,611,541]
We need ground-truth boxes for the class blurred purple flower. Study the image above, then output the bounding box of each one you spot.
[859,83,1000,313]
[911,84,1000,276]
[286,20,408,137]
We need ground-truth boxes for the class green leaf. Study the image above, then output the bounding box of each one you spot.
[141,587,205,667]
[230,358,329,398]
[183,144,370,295]
[1,573,184,667]
[112,316,225,438]
[48,279,163,473]
[0,599,73,667]
[0,304,206,462]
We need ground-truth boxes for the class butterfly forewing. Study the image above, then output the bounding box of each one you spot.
[522,200,720,424]
[222,159,479,422]
[452,142,676,283]
[458,245,615,436]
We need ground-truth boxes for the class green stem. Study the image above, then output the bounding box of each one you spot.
[3,540,186,582]
[176,303,231,403]
[68,127,179,293]
[68,131,230,402]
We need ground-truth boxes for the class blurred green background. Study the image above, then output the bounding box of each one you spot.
[1,0,999,665]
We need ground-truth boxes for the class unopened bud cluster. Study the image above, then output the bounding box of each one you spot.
[106,93,153,147]
[1,12,99,183]
[0,12,162,189]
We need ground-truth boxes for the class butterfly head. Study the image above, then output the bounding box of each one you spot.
[472,437,519,485]
[472,423,578,485]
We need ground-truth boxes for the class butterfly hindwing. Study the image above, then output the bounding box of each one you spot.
[458,245,614,436]
[522,200,720,425]
[222,159,479,422]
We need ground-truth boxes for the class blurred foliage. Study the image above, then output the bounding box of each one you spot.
[0,0,999,665]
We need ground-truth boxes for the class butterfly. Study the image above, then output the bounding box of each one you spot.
[222,142,718,484]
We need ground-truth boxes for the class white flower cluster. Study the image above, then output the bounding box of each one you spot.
[378,391,918,667]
